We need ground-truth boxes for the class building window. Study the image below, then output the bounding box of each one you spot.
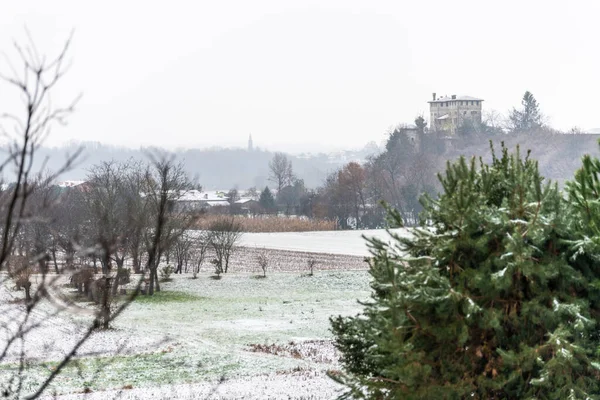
[463,111,467,115]
[471,111,478,115]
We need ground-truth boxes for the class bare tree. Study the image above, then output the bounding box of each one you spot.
[123,161,152,274]
[337,162,367,229]
[50,187,87,270]
[191,231,211,279]
[208,217,243,275]
[172,232,192,274]
[144,154,191,294]
[483,109,505,132]
[85,161,131,275]
[0,33,173,399]
[256,248,269,277]
[268,152,294,193]
[244,186,259,199]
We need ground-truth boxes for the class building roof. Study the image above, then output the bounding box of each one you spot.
[176,190,228,202]
[206,200,229,207]
[235,198,258,204]
[429,95,484,103]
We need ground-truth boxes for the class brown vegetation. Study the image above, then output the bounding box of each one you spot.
[193,214,336,232]
[248,340,338,364]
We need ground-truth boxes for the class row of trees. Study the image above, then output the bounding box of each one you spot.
[0,33,250,398]
[313,123,439,229]
[0,33,195,398]
[276,92,568,229]
[222,132,438,229]
[13,157,192,297]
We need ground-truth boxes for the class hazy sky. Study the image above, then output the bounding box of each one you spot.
[1,0,598,153]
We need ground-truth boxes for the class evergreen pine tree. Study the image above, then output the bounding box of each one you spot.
[259,186,276,213]
[331,143,600,399]
[508,91,543,134]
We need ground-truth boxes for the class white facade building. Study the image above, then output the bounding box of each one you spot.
[429,93,483,135]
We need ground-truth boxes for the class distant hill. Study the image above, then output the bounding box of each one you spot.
[23,142,380,190]
[445,133,600,186]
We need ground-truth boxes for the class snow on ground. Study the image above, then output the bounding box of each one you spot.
[224,247,366,273]
[238,228,410,257]
[50,371,343,399]
[2,266,371,399]
[2,229,410,398]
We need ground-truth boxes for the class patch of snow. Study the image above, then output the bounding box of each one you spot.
[238,228,411,257]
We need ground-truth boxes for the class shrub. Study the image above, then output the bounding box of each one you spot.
[159,265,173,281]
[330,144,600,399]
[116,267,130,285]
[208,217,243,274]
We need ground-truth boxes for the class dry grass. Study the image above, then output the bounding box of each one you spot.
[193,215,337,232]
[247,340,338,364]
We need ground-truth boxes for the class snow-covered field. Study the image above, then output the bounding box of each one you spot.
[0,229,410,398]
[1,249,377,398]
[238,228,409,257]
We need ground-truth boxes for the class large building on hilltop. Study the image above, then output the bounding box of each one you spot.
[429,93,483,136]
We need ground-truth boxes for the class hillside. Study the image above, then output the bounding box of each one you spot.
[445,133,600,185]
[31,142,378,189]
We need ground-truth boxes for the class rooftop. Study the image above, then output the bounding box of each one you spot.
[429,95,484,103]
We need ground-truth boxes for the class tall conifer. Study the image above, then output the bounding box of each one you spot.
[331,143,600,399]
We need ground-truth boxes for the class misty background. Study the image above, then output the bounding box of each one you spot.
[1,0,600,153]
[30,133,600,190]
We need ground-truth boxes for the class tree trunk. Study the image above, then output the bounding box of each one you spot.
[111,277,119,296]
[132,250,141,274]
[224,251,230,273]
[153,267,160,292]
[148,268,155,295]
[24,282,32,302]
[52,249,59,274]
[101,278,111,329]
[101,259,109,276]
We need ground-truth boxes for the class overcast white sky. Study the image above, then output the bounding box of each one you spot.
[1,0,598,153]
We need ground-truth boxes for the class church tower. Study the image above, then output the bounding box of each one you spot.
[248,134,254,151]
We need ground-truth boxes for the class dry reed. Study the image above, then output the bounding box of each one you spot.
[193,215,336,232]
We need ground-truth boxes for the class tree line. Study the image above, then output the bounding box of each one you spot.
[249,91,587,229]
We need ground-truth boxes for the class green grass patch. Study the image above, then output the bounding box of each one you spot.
[132,290,202,304]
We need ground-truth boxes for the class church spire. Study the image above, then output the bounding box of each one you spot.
[248,134,254,151]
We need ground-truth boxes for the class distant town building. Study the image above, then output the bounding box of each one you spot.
[429,93,483,136]
[248,134,254,151]
[170,190,230,212]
